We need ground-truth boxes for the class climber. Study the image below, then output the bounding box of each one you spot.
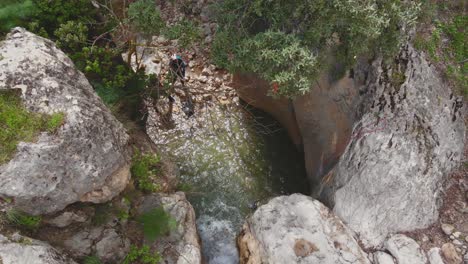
[169,53,186,86]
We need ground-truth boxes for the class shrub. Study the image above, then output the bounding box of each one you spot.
[123,245,161,264]
[137,207,177,241]
[0,91,64,164]
[69,46,136,91]
[163,19,202,48]
[31,0,97,36]
[54,21,88,52]
[131,151,161,192]
[212,0,421,98]
[0,0,35,34]
[234,31,320,98]
[128,0,165,35]
[6,210,42,231]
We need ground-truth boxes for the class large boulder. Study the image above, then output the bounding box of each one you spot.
[0,28,131,215]
[325,44,466,247]
[237,194,370,264]
[136,192,202,264]
[0,234,77,264]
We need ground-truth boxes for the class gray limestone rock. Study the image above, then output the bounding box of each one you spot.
[428,247,445,264]
[237,194,370,264]
[0,234,77,264]
[328,44,466,247]
[45,210,88,228]
[136,192,202,264]
[95,229,130,263]
[63,226,130,263]
[384,234,427,264]
[373,251,395,264]
[0,28,131,215]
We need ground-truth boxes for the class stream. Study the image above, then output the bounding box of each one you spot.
[147,96,309,263]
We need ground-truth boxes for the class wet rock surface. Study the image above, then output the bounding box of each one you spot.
[0,28,131,215]
[325,44,466,247]
[237,194,370,264]
[0,234,77,264]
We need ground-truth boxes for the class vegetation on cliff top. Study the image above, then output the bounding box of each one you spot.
[413,1,467,98]
[211,0,421,98]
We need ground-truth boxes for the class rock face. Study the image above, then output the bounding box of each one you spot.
[0,28,131,215]
[137,192,202,264]
[325,45,466,247]
[0,234,77,264]
[63,226,130,263]
[237,194,370,264]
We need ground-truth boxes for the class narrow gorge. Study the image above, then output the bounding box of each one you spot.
[0,1,466,264]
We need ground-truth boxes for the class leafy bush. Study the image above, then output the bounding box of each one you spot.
[6,210,42,231]
[137,207,177,241]
[163,19,202,48]
[131,151,161,192]
[0,0,35,34]
[31,0,97,36]
[54,21,88,51]
[0,91,64,164]
[234,31,320,97]
[212,0,421,98]
[128,0,165,35]
[123,245,161,264]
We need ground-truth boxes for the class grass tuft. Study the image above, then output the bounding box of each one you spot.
[0,91,65,164]
[137,207,177,242]
[6,210,42,231]
[83,255,102,264]
[123,245,161,264]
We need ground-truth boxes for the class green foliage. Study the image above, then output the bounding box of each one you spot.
[414,10,467,97]
[0,91,64,164]
[137,207,177,242]
[131,151,161,192]
[176,182,192,192]
[83,255,102,264]
[164,19,202,48]
[128,0,165,35]
[46,113,65,133]
[123,245,161,264]
[0,0,35,34]
[6,210,42,231]
[30,0,97,36]
[75,46,135,90]
[54,21,88,51]
[212,0,421,98]
[234,31,320,97]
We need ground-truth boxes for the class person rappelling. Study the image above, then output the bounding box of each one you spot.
[169,53,186,86]
[168,53,194,117]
